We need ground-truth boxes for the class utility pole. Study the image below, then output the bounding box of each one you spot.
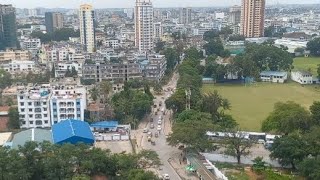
[185,88,191,110]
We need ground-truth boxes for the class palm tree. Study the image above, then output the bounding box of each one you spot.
[100,81,112,103]
[201,90,230,119]
[89,86,99,102]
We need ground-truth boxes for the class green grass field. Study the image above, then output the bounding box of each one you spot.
[293,57,320,75]
[202,83,320,131]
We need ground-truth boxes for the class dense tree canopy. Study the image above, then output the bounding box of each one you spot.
[270,133,307,169]
[31,28,80,43]
[0,69,12,89]
[0,142,159,180]
[112,89,153,122]
[307,37,320,56]
[7,107,20,129]
[164,48,179,73]
[261,101,311,134]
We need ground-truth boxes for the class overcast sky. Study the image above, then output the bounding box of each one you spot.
[3,0,320,9]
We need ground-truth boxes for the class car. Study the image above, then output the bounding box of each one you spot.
[155,111,158,115]
[158,120,162,125]
[159,115,163,120]
[143,128,148,133]
[258,139,265,144]
[151,140,156,145]
[150,123,154,129]
[147,132,152,137]
[162,174,170,180]
[157,125,162,131]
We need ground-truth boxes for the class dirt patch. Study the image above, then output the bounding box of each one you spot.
[244,167,264,180]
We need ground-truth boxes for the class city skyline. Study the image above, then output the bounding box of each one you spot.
[4,0,320,9]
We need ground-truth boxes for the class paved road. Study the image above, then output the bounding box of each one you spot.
[140,73,182,180]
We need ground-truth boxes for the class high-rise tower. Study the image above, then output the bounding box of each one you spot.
[79,4,96,53]
[135,0,154,52]
[240,0,265,37]
[0,4,17,50]
[45,12,64,33]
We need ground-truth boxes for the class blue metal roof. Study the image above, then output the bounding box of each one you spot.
[52,119,94,145]
[90,121,119,128]
[260,71,287,77]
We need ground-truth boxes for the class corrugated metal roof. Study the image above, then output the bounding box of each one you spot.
[90,121,119,128]
[11,129,52,149]
[52,119,94,144]
[260,71,287,77]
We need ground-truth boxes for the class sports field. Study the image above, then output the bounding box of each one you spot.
[202,82,320,131]
[293,57,320,75]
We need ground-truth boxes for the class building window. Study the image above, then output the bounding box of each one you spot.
[29,115,33,118]
[22,121,26,125]
[29,109,32,112]
[20,96,23,99]
[44,120,48,124]
[44,114,47,117]
[20,102,24,106]
[76,102,80,105]
[43,108,47,111]
[35,120,42,125]
[54,115,57,118]
[28,102,32,106]
[53,102,57,106]
[43,102,47,105]
[20,108,25,112]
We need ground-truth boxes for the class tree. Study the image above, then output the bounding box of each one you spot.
[223,130,254,164]
[270,133,308,169]
[30,31,51,43]
[51,64,56,78]
[100,81,112,103]
[203,39,224,56]
[317,64,320,79]
[155,41,165,53]
[137,150,161,168]
[200,90,230,119]
[165,88,187,113]
[0,69,12,89]
[184,47,203,60]
[65,67,78,77]
[167,114,216,152]
[153,83,162,95]
[203,30,220,41]
[252,157,267,173]
[89,86,99,102]
[261,101,311,134]
[125,169,159,180]
[307,37,320,56]
[298,157,320,180]
[164,48,179,73]
[310,101,320,125]
[7,107,20,129]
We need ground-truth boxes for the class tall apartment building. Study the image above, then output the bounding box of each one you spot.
[179,8,192,25]
[153,22,162,40]
[144,54,166,82]
[18,85,52,128]
[240,0,265,38]
[229,5,241,25]
[49,85,86,125]
[17,84,87,128]
[0,4,17,50]
[79,4,96,53]
[45,12,64,33]
[135,0,154,52]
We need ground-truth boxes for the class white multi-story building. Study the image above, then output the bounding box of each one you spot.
[135,0,154,52]
[0,60,35,73]
[18,85,52,128]
[20,38,41,50]
[49,85,86,125]
[17,84,87,128]
[79,4,96,53]
[54,61,83,78]
[153,22,162,40]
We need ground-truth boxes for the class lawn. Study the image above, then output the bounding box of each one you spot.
[202,82,320,131]
[293,57,320,75]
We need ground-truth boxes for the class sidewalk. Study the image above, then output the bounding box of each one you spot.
[168,152,199,180]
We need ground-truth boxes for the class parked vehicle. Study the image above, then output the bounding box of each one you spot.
[151,140,156,145]
[155,132,159,138]
[150,123,154,129]
[148,136,151,142]
[157,125,162,131]
[147,132,152,137]
[143,128,148,133]
[162,174,170,180]
[158,120,162,125]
